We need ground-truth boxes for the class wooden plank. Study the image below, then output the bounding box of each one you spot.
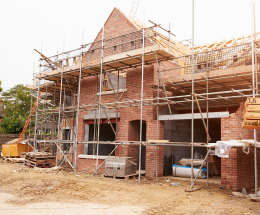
[244,104,260,112]
[250,198,260,202]
[147,140,169,143]
[242,120,260,129]
[243,112,260,120]
[245,98,260,106]
[36,45,164,79]
[136,170,145,175]
[103,170,145,180]
[163,65,252,84]
[24,160,55,168]
[6,158,25,163]
[185,187,202,192]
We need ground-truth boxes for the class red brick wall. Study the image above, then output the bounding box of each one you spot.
[92,7,139,43]
[221,103,255,140]
[154,61,180,81]
[221,102,260,191]
[76,64,165,178]
[76,144,105,174]
[221,149,260,191]
[77,158,106,174]
[146,145,164,178]
[75,7,168,178]
[84,7,154,66]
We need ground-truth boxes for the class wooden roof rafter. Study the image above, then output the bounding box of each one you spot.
[194,33,260,53]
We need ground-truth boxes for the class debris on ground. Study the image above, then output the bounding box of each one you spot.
[32,166,63,173]
[14,166,63,174]
[242,188,247,195]
[170,182,180,187]
[232,192,246,197]
[1,162,259,214]
[6,158,25,163]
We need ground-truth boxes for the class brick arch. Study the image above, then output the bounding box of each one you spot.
[128,119,147,123]
[128,115,149,122]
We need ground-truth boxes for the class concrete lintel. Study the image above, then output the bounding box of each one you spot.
[84,112,120,120]
[159,111,229,121]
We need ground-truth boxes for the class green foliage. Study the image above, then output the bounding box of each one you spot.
[0,127,5,134]
[0,115,26,134]
[0,84,36,134]
[0,80,3,93]
[2,84,33,117]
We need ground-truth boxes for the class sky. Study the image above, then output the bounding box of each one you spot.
[0,0,259,92]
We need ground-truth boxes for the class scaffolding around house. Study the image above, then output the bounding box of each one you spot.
[28,5,260,192]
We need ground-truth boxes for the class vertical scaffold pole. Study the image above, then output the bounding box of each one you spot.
[52,82,56,153]
[61,81,66,147]
[29,63,35,151]
[255,8,258,93]
[206,70,209,187]
[116,69,119,141]
[191,0,195,183]
[57,39,65,166]
[156,47,159,180]
[93,76,98,144]
[97,24,105,171]
[34,43,42,151]
[75,31,84,168]
[139,26,145,183]
[251,2,258,199]
[44,80,48,150]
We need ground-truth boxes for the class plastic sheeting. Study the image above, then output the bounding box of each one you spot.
[210,139,260,158]
[172,164,207,179]
[215,143,231,158]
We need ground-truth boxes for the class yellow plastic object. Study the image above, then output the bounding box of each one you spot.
[2,143,33,158]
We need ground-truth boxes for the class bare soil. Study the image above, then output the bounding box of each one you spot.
[0,160,259,215]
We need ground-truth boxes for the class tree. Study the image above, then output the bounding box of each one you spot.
[0,80,2,93]
[0,115,26,134]
[0,84,35,134]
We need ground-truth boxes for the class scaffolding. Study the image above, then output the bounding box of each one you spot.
[28,4,260,193]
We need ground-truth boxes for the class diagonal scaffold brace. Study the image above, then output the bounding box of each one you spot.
[59,142,78,167]
[92,144,119,176]
[189,146,212,191]
[194,93,211,141]
[54,142,77,172]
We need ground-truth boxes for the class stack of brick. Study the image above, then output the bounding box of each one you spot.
[105,157,137,177]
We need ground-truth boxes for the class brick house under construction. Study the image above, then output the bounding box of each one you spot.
[33,7,260,191]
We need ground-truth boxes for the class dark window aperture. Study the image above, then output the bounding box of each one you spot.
[88,123,116,156]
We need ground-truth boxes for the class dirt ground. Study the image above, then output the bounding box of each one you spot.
[0,160,259,215]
